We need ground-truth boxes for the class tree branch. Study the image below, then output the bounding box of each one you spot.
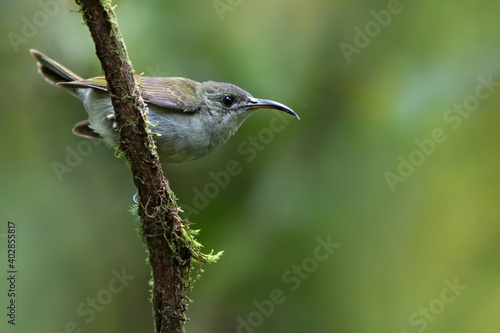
[75,1,192,332]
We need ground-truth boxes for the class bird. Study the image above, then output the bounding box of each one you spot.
[30,49,299,163]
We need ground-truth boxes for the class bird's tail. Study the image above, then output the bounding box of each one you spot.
[30,49,83,85]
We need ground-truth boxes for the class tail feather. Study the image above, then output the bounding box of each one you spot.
[30,50,104,141]
[30,49,83,85]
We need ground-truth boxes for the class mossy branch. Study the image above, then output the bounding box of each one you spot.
[74,1,220,332]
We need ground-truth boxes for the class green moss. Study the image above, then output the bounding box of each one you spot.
[167,189,179,202]
[113,146,126,159]
[128,202,139,218]
[176,224,224,290]
[146,119,159,127]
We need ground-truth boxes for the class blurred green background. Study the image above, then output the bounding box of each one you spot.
[1,0,500,332]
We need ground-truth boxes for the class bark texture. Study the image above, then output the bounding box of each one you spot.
[75,1,191,332]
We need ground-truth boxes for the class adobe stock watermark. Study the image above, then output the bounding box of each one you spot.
[227,235,340,333]
[400,277,467,333]
[179,111,294,218]
[212,0,243,21]
[7,0,72,54]
[52,138,102,183]
[385,74,500,192]
[49,267,135,333]
[340,0,409,64]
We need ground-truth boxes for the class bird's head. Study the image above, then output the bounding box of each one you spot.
[197,81,299,128]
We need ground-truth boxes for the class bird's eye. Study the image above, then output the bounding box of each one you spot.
[221,95,235,107]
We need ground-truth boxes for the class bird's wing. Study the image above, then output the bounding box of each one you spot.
[58,76,200,113]
[138,76,200,112]
[57,76,108,91]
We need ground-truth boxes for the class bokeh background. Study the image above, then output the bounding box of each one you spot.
[1,0,500,332]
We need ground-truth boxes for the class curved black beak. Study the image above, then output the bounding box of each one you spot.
[247,98,300,120]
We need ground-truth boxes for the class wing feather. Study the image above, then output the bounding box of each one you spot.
[138,77,200,112]
[58,76,201,112]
